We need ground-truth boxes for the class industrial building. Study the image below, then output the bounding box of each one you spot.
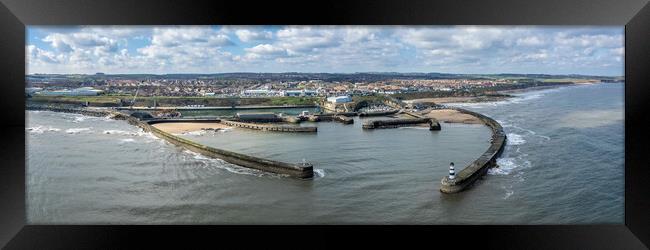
[284,89,318,97]
[240,89,282,97]
[327,95,352,103]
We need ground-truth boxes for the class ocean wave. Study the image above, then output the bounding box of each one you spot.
[182,150,285,178]
[510,125,551,141]
[506,133,526,145]
[507,93,543,104]
[102,115,116,121]
[103,129,152,138]
[448,86,567,109]
[104,129,132,135]
[488,157,531,175]
[72,115,91,123]
[120,138,136,143]
[26,126,61,134]
[183,130,207,136]
[65,128,91,134]
[314,169,326,178]
[503,189,514,199]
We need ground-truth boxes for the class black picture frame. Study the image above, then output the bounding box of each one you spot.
[1,0,649,248]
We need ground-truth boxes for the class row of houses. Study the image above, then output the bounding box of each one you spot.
[239,89,319,97]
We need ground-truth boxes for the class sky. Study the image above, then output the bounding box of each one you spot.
[26,26,624,76]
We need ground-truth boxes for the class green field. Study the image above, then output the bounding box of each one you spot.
[28,95,319,107]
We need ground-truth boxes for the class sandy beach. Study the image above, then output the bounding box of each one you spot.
[152,122,231,134]
[423,109,483,124]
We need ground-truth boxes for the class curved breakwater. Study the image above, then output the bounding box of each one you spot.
[140,120,314,178]
[26,104,504,188]
[439,107,507,193]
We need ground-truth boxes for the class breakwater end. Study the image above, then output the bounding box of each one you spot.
[439,107,506,193]
[221,120,317,132]
[334,115,354,124]
[362,117,440,130]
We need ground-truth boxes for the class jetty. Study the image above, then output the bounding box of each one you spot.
[439,107,507,193]
[221,120,317,132]
[362,117,440,130]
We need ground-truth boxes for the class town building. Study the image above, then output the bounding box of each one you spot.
[38,87,104,96]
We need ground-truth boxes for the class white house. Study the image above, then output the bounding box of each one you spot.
[327,95,352,103]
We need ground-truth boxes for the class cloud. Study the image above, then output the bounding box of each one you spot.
[26,26,624,75]
[516,36,545,46]
[235,29,273,42]
[149,26,233,47]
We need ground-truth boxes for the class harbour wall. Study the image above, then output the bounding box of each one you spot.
[27,105,314,178]
[334,115,354,124]
[139,119,314,178]
[358,109,399,117]
[362,117,440,130]
[439,107,506,193]
[27,105,115,118]
[221,120,318,132]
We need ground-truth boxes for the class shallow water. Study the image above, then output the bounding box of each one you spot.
[26,83,624,224]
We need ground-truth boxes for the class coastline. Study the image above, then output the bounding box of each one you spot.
[405,82,588,105]
[422,109,483,124]
[152,122,231,134]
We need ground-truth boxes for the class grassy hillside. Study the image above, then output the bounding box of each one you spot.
[28,95,319,107]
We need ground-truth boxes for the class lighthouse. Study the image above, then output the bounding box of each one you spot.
[448,162,455,180]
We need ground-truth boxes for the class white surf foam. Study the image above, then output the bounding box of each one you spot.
[184,130,207,136]
[488,157,531,175]
[182,150,284,177]
[503,189,514,199]
[26,126,61,134]
[506,133,526,145]
[448,86,568,109]
[72,116,89,123]
[120,138,136,143]
[511,125,551,141]
[314,169,326,178]
[65,128,91,134]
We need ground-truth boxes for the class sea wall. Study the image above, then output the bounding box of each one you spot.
[439,107,506,193]
[146,118,223,124]
[362,117,440,130]
[139,119,314,178]
[317,112,358,117]
[221,120,317,132]
[358,109,399,117]
[27,104,114,118]
[27,105,314,178]
[334,115,354,124]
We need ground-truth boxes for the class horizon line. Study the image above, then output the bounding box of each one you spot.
[26,72,624,77]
